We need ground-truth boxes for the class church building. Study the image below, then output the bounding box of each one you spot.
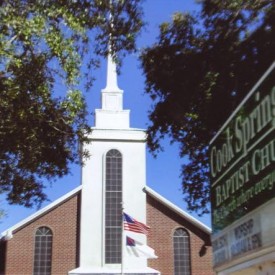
[0,55,214,275]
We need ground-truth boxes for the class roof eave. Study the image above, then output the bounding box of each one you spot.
[144,186,212,234]
[1,185,82,239]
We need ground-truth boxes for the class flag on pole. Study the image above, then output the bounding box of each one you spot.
[123,212,150,235]
[126,236,158,259]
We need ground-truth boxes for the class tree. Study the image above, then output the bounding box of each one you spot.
[0,0,144,208]
[140,0,275,215]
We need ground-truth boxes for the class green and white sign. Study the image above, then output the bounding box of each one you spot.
[210,62,275,235]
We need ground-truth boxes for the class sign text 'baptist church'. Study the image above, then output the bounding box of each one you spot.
[210,63,275,234]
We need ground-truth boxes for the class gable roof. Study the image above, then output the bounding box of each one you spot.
[144,186,211,234]
[1,186,82,240]
[1,185,211,240]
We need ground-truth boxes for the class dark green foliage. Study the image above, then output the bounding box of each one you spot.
[0,0,144,207]
[140,0,275,215]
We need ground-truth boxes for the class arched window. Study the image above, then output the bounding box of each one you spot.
[105,149,122,264]
[33,226,53,275]
[173,228,191,275]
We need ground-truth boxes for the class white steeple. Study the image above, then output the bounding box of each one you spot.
[69,43,159,275]
[95,52,130,129]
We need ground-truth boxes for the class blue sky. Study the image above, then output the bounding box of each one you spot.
[0,0,211,233]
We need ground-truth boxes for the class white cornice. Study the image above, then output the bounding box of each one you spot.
[89,128,147,142]
[144,186,211,234]
[69,266,160,274]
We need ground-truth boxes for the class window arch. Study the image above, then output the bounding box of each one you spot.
[105,149,122,264]
[33,226,53,275]
[173,228,191,275]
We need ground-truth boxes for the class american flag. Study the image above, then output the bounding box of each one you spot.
[123,212,150,235]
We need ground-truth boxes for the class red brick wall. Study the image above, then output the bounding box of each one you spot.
[1,191,214,275]
[2,192,80,275]
[147,195,214,275]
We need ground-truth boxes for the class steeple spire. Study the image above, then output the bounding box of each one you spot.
[94,47,130,129]
[95,6,130,129]
[100,52,123,111]
[105,51,120,92]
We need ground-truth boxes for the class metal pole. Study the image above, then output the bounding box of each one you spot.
[121,202,124,275]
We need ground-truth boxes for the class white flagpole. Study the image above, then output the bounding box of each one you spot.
[121,202,124,275]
